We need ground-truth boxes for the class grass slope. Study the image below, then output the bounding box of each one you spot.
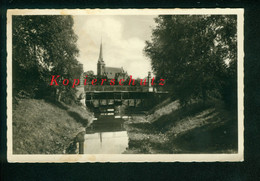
[13,99,93,154]
[125,99,238,154]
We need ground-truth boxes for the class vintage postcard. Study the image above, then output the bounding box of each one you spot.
[7,9,244,162]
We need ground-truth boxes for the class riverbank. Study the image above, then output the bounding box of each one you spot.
[13,98,94,154]
[124,99,238,154]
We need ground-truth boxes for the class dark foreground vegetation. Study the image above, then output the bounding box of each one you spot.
[13,15,83,103]
[12,15,90,154]
[144,15,237,108]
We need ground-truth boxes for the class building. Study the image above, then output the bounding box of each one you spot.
[97,41,128,82]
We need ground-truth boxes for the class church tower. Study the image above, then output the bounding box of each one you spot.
[97,41,105,76]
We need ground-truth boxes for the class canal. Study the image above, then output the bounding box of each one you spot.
[79,99,148,154]
[83,115,129,154]
[75,94,171,154]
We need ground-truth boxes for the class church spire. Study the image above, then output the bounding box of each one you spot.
[97,38,105,76]
[98,38,103,62]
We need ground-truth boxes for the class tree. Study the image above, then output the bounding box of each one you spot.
[13,15,82,102]
[144,15,237,106]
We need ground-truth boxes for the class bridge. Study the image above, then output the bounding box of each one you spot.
[84,85,170,116]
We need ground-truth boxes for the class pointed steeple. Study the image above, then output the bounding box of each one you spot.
[98,38,103,62]
[97,38,105,76]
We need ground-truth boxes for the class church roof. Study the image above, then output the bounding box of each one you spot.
[104,67,124,79]
[105,67,123,73]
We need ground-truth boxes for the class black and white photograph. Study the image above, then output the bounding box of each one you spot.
[7,9,244,162]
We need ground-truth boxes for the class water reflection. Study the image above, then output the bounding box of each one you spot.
[83,116,129,154]
[84,131,128,154]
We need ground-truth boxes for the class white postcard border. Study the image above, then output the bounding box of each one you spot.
[7,8,244,162]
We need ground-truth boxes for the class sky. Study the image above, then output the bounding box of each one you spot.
[73,15,157,78]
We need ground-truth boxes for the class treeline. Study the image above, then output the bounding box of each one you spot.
[13,15,83,103]
[144,15,237,108]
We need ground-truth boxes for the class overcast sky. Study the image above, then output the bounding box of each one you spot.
[73,15,157,78]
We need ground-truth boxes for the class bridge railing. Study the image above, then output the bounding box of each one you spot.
[84,85,173,93]
[84,85,150,92]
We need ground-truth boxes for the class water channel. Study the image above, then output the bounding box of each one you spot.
[79,99,147,154]
[83,115,129,154]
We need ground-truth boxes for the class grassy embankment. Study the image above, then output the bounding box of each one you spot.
[124,98,238,154]
[13,99,93,154]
